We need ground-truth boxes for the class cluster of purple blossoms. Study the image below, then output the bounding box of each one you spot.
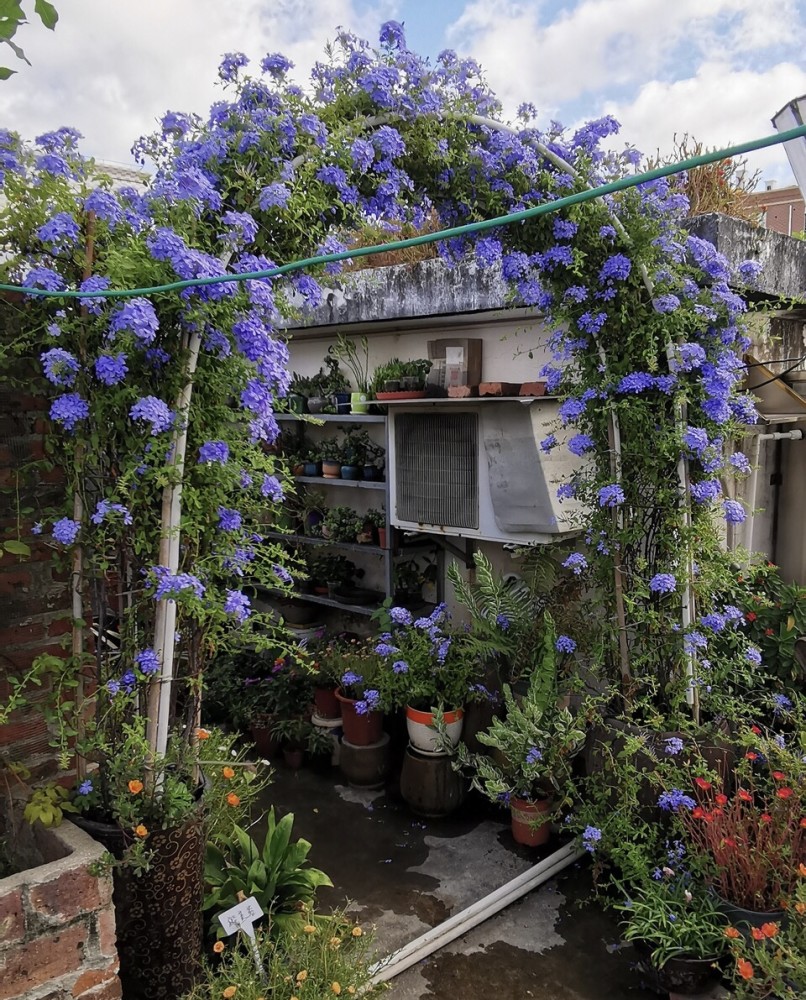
[567,433,594,456]
[723,499,746,524]
[745,646,762,665]
[217,507,242,532]
[199,441,229,464]
[663,737,685,756]
[260,474,283,500]
[563,553,588,575]
[273,564,292,585]
[495,613,510,631]
[135,648,160,675]
[525,746,543,764]
[689,479,721,504]
[130,396,174,434]
[390,606,413,626]
[37,212,80,248]
[598,484,625,508]
[392,659,408,674]
[85,189,124,227]
[582,826,602,853]
[50,393,89,431]
[95,353,128,386]
[657,789,696,812]
[151,568,205,601]
[79,276,111,316]
[555,635,577,654]
[224,589,251,622]
[355,689,381,715]
[42,348,80,387]
[90,500,132,525]
[109,298,159,345]
[540,434,557,453]
[52,517,80,545]
[649,573,676,594]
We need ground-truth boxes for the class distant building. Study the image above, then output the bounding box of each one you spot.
[746,181,806,236]
[95,161,150,193]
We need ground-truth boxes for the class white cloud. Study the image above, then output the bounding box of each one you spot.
[0,0,396,164]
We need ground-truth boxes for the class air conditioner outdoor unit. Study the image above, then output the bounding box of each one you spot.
[387,400,585,545]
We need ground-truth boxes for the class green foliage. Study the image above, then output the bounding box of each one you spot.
[23,783,76,828]
[329,334,370,393]
[322,505,363,542]
[0,0,58,79]
[203,810,332,937]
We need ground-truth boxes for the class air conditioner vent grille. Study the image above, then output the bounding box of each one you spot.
[395,412,478,528]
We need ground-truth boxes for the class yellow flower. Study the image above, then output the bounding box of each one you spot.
[329,936,341,949]
[213,941,225,954]
[331,984,342,995]
[351,926,363,937]
[226,792,240,807]
[795,901,806,915]
[295,971,308,983]
[222,988,237,999]
[134,824,148,839]
[128,779,144,794]
[303,924,316,934]
[347,989,356,996]
[222,766,235,779]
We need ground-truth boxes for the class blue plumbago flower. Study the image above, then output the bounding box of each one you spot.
[50,392,90,431]
[723,500,746,524]
[219,211,258,248]
[568,433,594,456]
[649,573,676,594]
[392,659,409,674]
[435,637,451,663]
[260,51,294,76]
[375,641,400,657]
[37,211,80,248]
[556,483,577,501]
[217,507,242,532]
[475,237,502,268]
[390,606,413,625]
[130,396,174,434]
[32,522,42,535]
[109,298,159,345]
[525,747,543,764]
[91,499,132,525]
[239,470,253,489]
[219,51,248,81]
[77,779,93,796]
[598,254,631,282]
[736,259,762,283]
[224,589,251,622]
[41,347,80,387]
[84,189,124,227]
[496,613,510,631]
[664,737,685,756]
[729,452,751,474]
[773,693,793,713]
[683,426,709,454]
[668,913,677,923]
[341,670,362,689]
[552,217,578,241]
[36,153,70,177]
[577,311,607,335]
[582,826,602,852]
[598,484,625,508]
[745,646,762,665]
[564,284,588,303]
[23,265,64,291]
[690,480,722,504]
[723,605,744,625]
[121,670,137,693]
[652,867,664,880]
[617,371,655,394]
[52,517,80,545]
[700,612,726,633]
[272,564,292,585]
[151,568,205,601]
[657,789,696,812]
[135,648,160,675]
[555,635,577,654]
[95,353,128,386]
[684,631,708,653]
[540,434,557,453]
[198,440,229,464]
[355,689,381,715]
[78,276,111,316]
[559,397,589,423]
[599,224,617,240]
[562,553,588,575]
[106,679,121,696]
[653,293,681,313]
[259,183,291,210]
[379,19,406,47]
[260,474,283,500]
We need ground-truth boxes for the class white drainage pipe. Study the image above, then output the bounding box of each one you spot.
[369,842,584,984]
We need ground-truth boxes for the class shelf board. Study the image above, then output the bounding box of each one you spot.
[263,530,386,554]
[278,592,381,616]
[374,395,557,406]
[294,475,385,490]
[276,413,386,423]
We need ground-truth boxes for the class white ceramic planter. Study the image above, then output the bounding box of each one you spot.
[405,706,464,753]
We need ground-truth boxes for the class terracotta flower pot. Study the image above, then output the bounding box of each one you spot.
[405,705,463,754]
[510,796,552,847]
[321,460,341,479]
[335,688,383,746]
[250,722,280,758]
[313,686,341,720]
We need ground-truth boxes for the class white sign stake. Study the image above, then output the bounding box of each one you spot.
[217,896,266,980]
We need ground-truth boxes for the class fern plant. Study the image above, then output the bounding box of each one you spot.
[203,809,332,938]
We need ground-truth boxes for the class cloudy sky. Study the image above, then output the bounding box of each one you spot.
[1,0,804,187]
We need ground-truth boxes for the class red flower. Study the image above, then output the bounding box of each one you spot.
[761,813,772,823]
[737,959,754,981]
[692,806,706,820]
[751,926,765,940]
[765,628,774,636]
[715,793,728,806]
[761,922,779,938]
[800,817,806,829]
[745,751,758,761]
[694,777,712,790]
[776,787,794,799]
[746,612,757,622]
[772,771,786,781]
[738,789,753,803]
[723,837,737,848]
[751,725,762,735]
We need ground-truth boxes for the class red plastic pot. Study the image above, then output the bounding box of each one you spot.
[510,796,552,847]
[313,686,341,720]
[335,688,383,746]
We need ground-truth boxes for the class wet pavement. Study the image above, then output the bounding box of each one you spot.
[258,758,670,1000]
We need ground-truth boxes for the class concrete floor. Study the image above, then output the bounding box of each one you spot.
[261,759,671,1000]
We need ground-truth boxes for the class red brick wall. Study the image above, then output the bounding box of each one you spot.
[1,342,71,778]
[746,185,806,236]
[0,812,121,1000]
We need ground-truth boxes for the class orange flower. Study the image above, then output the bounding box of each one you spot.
[331,984,342,995]
[772,771,786,781]
[134,824,148,839]
[222,988,237,999]
[737,959,754,981]
[795,901,806,915]
[694,777,712,790]
[213,941,225,954]
[745,752,758,761]
[196,728,210,740]
[715,793,728,806]
[226,793,240,807]
[760,922,778,938]
[128,779,144,795]
[776,787,793,799]
[751,926,765,941]
[222,766,235,780]
[723,837,737,849]
[799,863,806,876]
[724,927,741,939]
[351,926,363,937]
[738,789,753,803]
[800,819,806,830]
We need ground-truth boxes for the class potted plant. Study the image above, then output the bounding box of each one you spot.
[333,638,387,746]
[364,508,386,546]
[329,334,370,413]
[303,640,344,719]
[322,505,363,543]
[615,874,728,995]
[319,438,343,479]
[371,357,406,394]
[375,604,485,752]
[320,352,351,412]
[289,372,315,413]
[271,716,334,769]
[399,358,433,391]
[439,617,586,845]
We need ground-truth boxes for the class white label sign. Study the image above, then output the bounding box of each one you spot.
[217,896,264,936]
